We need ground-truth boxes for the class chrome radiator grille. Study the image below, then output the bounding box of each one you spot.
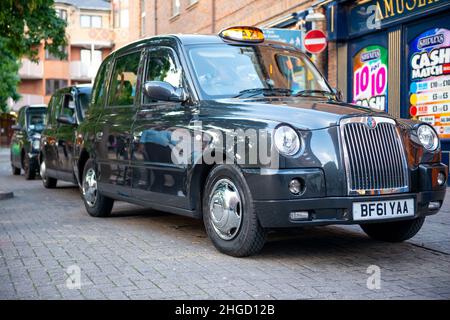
[340,117,409,195]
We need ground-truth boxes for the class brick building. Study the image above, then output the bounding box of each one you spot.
[12,0,114,110]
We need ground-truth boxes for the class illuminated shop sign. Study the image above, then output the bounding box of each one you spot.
[349,0,444,35]
[409,28,450,139]
[352,45,388,111]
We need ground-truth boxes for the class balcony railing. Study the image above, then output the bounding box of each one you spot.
[19,59,43,79]
[70,61,99,81]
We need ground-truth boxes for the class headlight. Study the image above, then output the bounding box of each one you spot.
[32,139,40,151]
[417,124,439,151]
[274,125,301,156]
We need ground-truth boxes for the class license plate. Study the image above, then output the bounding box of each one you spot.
[353,198,415,221]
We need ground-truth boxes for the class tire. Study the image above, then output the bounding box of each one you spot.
[360,217,425,242]
[11,164,20,175]
[40,158,57,188]
[81,159,114,217]
[202,164,266,257]
[23,154,36,180]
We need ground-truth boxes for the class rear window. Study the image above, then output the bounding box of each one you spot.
[26,108,47,132]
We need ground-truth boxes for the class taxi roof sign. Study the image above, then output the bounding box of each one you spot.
[219,26,264,43]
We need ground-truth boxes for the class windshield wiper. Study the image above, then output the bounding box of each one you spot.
[294,89,336,99]
[234,87,292,98]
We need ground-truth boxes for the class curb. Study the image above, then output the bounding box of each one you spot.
[0,191,14,200]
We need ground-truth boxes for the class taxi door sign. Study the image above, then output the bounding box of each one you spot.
[409,28,450,139]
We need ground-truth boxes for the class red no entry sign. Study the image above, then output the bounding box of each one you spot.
[304,30,327,54]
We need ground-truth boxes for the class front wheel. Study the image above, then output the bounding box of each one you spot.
[360,217,425,242]
[202,165,266,257]
[23,154,36,180]
[81,159,114,217]
[40,158,57,188]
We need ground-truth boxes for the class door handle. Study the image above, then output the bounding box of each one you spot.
[96,132,103,140]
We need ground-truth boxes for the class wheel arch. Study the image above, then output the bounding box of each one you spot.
[188,150,237,218]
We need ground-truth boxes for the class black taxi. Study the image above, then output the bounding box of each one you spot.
[10,104,47,179]
[40,85,92,188]
[76,27,448,257]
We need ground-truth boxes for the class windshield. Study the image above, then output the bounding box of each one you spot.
[26,109,47,132]
[187,44,332,99]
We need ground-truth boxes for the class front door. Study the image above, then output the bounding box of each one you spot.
[130,46,191,208]
[56,93,77,175]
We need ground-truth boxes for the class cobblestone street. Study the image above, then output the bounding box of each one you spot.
[1,148,449,300]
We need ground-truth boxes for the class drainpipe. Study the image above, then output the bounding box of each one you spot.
[154,0,158,35]
[211,0,216,34]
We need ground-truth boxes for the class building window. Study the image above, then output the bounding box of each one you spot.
[45,79,68,95]
[80,15,102,28]
[113,0,129,28]
[45,46,67,60]
[172,0,180,16]
[55,8,67,21]
[140,0,146,36]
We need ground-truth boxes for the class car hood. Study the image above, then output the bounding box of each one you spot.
[204,97,388,130]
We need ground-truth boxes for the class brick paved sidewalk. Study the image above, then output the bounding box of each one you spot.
[0,148,449,299]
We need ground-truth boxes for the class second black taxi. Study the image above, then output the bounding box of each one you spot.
[40,84,92,188]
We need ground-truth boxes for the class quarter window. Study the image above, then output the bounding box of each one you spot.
[91,59,111,108]
[108,51,141,106]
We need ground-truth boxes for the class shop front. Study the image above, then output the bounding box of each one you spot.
[327,0,450,185]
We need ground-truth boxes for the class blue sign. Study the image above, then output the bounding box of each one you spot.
[262,28,302,50]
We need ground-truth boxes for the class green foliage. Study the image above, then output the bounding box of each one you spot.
[0,0,67,113]
[0,0,67,61]
[0,37,20,113]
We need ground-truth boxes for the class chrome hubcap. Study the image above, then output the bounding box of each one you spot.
[83,168,98,207]
[40,160,46,181]
[209,178,242,240]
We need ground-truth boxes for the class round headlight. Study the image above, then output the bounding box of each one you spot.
[32,139,40,150]
[274,125,301,156]
[417,124,439,151]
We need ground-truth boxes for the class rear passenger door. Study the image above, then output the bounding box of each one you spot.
[130,46,191,208]
[96,49,144,197]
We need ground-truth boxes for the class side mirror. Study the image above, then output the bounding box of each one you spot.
[143,81,187,102]
[57,114,77,126]
[11,124,22,131]
[332,88,343,101]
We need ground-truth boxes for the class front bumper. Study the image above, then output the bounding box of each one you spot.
[242,163,447,228]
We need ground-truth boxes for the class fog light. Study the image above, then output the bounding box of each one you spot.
[289,178,302,195]
[428,201,441,210]
[289,211,309,221]
[437,172,446,186]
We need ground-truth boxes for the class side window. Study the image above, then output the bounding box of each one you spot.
[108,51,141,106]
[144,47,182,104]
[61,95,76,118]
[18,109,25,127]
[91,59,111,109]
[51,94,63,124]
